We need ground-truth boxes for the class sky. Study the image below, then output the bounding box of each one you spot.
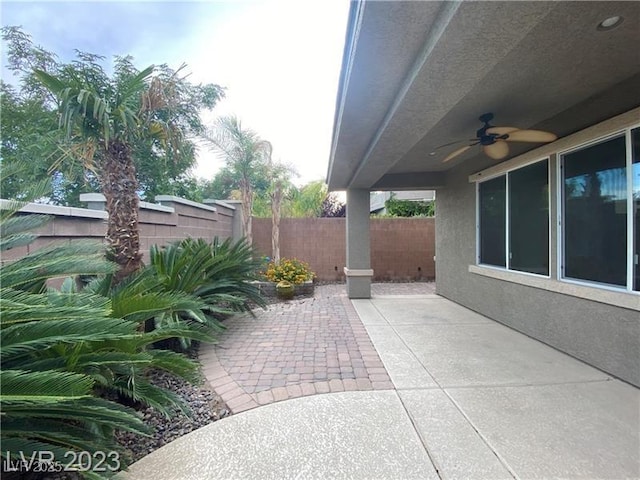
[1,0,350,186]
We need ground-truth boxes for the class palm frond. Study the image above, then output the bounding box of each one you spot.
[0,288,112,326]
[1,369,93,398]
[1,241,115,291]
[0,213,50,238]
[1,317,137,360]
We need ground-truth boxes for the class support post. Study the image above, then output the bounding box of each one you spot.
[345,188,372,298]
[220,200,244,242]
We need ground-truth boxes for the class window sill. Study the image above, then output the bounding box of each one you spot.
[469,265,640,311]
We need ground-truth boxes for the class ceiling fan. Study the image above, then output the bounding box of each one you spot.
[439,113,557,163]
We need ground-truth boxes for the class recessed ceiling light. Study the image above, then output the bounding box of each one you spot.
[597,15,623,31]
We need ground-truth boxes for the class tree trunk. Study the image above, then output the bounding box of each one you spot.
[271,185,283,263]
[240,179,253,245]
[102,140,142,284]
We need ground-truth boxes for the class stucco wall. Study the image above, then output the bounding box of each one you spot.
[252,217,435,282]
[436,112,640,387]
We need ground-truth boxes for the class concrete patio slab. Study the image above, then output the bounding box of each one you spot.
[396,322,611,387]
[364,325,438,389]
[351,298,389,325]
[399,389,513,479]
[373,297,493,325]
[446,380,640,479]
[122,284,639,480]
[119,391,439,480]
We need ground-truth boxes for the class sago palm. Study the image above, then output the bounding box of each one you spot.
[203,115,272,244]
[146,237,266,349]
[1,208,146,478]
[0,206,212,477]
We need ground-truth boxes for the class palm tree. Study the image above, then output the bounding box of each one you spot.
[287,180,328,218]
[34,57,223,283]
[267,161,296,263]
[203,115,272,245]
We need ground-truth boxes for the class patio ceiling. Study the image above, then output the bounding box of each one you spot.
[327,1,640,191]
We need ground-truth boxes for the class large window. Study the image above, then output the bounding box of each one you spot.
[475,123,639,295]
[478,159,549,275]
[631,127,639,292]
[509,161,549,275]
[479,176,506,267]
[561,129,639,292]
[562,136,627,286]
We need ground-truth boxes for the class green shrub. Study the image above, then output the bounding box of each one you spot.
[263,258,315,284]
[383,196,435,217]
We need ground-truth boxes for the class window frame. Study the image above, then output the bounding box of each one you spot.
[475,157,551,278]
[557,127,639,294]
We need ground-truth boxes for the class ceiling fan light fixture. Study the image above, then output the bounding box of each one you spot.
[440,113,557,164]
[597,15,623,31]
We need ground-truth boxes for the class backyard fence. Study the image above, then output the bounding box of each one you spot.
[1,195,436,282]
[252,217,435,282]
[0,195,241,264]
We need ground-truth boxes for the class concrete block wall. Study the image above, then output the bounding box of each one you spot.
[252,217,435,282]
[371,218,435,281]
[1,196,239,265]
[2,198,435,284]
[0,202,108,264]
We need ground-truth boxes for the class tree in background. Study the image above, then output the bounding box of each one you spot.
[320,192,346,217]
[267,161,297,262]
[1,27,222,207]
[384,193,435,217]
[0,29,87,204]
[1,26,225,282]
[286,180,327,217]
[203,115,272,244]
[202,163,270,205]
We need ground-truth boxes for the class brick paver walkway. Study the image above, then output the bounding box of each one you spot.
[199,282,435,413]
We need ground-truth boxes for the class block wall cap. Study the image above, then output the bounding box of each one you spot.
[139,201,174,213]
[155,195,217,212]
[0,199,108,219]
[203,199,236,210]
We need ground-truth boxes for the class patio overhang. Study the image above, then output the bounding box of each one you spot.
[327,0,640,191]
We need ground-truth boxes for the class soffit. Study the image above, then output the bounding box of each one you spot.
[327,1,640,190]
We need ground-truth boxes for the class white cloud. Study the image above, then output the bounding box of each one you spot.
[180,0,350,185]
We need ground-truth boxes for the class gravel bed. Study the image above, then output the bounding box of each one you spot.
[116,369,230,464]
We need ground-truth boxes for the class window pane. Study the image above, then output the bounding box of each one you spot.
[563,136,627,286]
[479,176,506,267]
[509,161,549,275]
[632,128,640,291]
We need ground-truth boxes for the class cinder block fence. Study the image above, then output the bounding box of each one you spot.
[1,195,436,282]
[0,195,241,264]
[252,217,435,282]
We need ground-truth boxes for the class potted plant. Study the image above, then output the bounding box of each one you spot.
[261,258,315,298]
[276,280,295,300]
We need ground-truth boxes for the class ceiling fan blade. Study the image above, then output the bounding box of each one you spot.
[442,145,472,163]
[505,129,557,143]
[486,127,519,135]
[433,138,467,150]
[483,140,509,160]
